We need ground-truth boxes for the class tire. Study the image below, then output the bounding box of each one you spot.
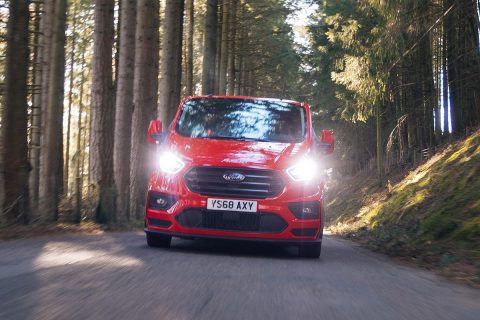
[146,233,172,248]
[298,242,321,258]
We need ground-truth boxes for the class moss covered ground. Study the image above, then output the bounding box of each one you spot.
[326,130,480,286]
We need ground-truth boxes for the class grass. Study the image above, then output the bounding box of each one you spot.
[326,130,480,286]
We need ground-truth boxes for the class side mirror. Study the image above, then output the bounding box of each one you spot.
[147,120,163,144]
[317,129,334,155]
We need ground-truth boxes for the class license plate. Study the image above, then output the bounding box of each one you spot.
[207,198,257,212]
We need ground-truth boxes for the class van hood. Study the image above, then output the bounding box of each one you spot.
[169,135,309,169]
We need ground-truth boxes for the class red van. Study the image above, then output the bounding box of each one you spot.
[144,96,334,258]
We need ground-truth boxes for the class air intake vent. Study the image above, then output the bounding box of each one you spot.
[176,208,288,233]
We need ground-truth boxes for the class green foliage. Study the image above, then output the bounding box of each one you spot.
[241,0,302,97]
[305,0,389,122]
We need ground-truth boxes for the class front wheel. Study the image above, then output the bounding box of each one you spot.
[298,242,321,258]
[146,233,172,248]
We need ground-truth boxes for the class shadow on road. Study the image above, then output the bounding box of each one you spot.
[151,237,304,260]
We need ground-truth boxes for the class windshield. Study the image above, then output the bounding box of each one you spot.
[175,98,307,143]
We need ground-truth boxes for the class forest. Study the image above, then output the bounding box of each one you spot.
[1,0,479,226]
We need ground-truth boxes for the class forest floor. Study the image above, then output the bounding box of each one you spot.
[0,222,141,241]
[326,129,480,287]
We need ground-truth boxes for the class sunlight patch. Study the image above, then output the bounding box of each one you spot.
[34,242,143,269]
[405,190,428,209]
[399,170,428,190]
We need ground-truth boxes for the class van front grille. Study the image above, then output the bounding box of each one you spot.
[184,166,285,199]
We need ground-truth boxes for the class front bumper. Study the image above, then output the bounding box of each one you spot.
[144,228,322,245]
[145,191,325,243]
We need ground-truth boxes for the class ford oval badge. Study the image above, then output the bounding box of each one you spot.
[223,172,246,182]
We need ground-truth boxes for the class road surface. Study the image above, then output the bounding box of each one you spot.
[0,232,479,320]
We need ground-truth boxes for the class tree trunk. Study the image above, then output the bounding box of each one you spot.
[39,0,67,221]
[29,1,42,212]
[376,102,383,185]
[90,0,116,224]
[114,0,122,90]
[227,0,237,96]
[434,27,442,142]
[74,50,87,223]
[158,0,185,125]
[81,90,90,206]
[114,0,137,222]
[237,4,246,95]
[38,0,55,217]
[185,0,194,96]
[215,2,222,94]
[218,0,229,94]
[442,17,449,135]
[419,7,435,148]
[130,0,160,219]
[87,98,93,193]
[64,2,79,196]
[201,0,218,94]
[445,0,463,135]
[1,0,30,224]
[458,0,480,129]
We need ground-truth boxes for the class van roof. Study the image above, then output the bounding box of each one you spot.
[186,95,305,107]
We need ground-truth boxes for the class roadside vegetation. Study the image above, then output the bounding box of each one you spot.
[326,130,480,286]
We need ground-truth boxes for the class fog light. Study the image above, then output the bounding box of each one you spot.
[288,202,320,220]
[302,207,312,214]
[156,198,168,207]
[148,192,177,211]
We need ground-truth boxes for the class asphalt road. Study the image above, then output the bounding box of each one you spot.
[0,232,479,320]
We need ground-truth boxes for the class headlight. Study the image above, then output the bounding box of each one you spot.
[286,158,318,182]
[159,152,185,174]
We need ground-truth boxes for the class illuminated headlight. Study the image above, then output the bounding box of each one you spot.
[286,158,318,182]
[159,152,185,174]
